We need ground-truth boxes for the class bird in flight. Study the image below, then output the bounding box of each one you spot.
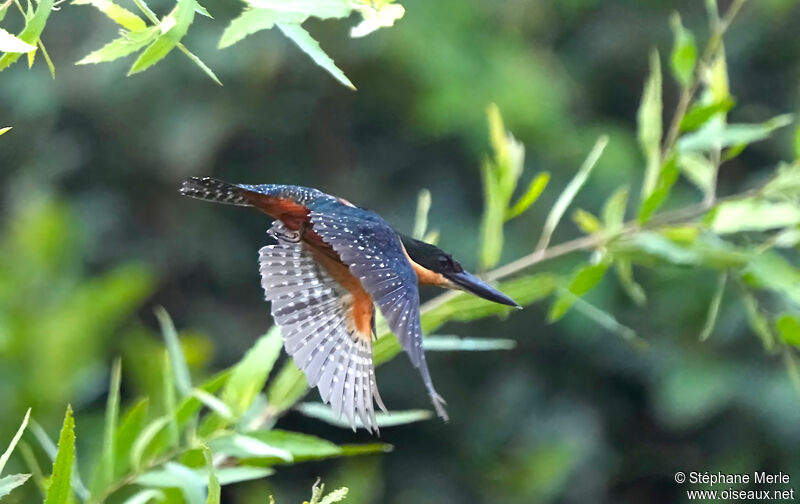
[180,177,520,432]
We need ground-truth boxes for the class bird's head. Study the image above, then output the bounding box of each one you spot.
[398,234,521,309]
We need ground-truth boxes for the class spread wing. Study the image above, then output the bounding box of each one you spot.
[309,208,448,420]
[259,224,386,432]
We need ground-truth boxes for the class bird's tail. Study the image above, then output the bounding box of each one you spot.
[179,177,253,207]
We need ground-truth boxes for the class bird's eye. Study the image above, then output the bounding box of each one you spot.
[438,256,451,268]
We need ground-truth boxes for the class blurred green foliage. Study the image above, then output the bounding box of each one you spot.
[3,0,800,503]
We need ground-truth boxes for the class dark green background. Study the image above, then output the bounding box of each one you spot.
[2,0,800,502]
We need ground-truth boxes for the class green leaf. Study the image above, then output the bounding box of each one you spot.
[548,262,609,322]
[0,0,54,71]
[668,12,696,88]
[505,172,550,221]
[136,462,205,504]
[558,289,640,344]
[741,289,774,351]
[72,0,147,31]
[742,251,800,306]
[678,114,794,153]
[121,488,166,504]
[130,416,172,470]
[177,45,222,85]
[243,430,390,465]
[638,155,679,224]
[218,8,301,49]
[794,122,800,161]
[638,49,663,200]
[319,486,349,504]
[0,28,37,52]
[412,189,432,239]
[480,103,526,268]
[537,136,608,250]
[0,126,11,136]
[77,28,160,65]
[602,186,629,233]
[194,1,211,18]
[707,199,800,234]
[155,307,192,398]
[679,98,735,132]
[247,0,351,20]
[93,359,122,494]
[44,405,76,504]
[611,232,749,269]
[699,273,727,341]
[265,362,308,415]
[0,474,32,499]
[128,0,195,75]
[572,209,601,234]
[192,389,234,420]
[207,434,293,462]
[0,408,31,474]
[677,152,714,193]
[777,313,800,347]
[222,327,282,415]
[783,350,800,400]
[296,402,432,429]
[114,399,149,479]
[276,22,355,89]
[614,259,646,306]
[423,336,516,351]
[762,162,800,202]
[202,447,220,504]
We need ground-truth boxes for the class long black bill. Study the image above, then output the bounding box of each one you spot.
[445,270,521,308]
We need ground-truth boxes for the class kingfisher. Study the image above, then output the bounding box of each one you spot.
[180,177,520,432]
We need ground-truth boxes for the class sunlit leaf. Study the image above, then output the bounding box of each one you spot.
[602,186,628,233]
[265,362,308,416]
[548,262,609,322]
[135,462,205,504]
[114,399,149,479]
[742,251,800,306]
[0,474,31,499]
[0,28,37,52]
[559,289,640,344]
[678,114,793,153]
[707,199,800,234]
[0,408,30,474]
[763,162,800,202]
[202,447,220,504]
[0,126,11,136]
[505,172,549,221]
[176,44,221,84]
[351,2,404,38]
[121,488,166,504]
[423,336,516,351]
[677,152,714,193]
[129,0,195,75]
[699,273,727,341]
[276,22,355,89]
[0,0,54,71]
[412,189,432,239]
[572,209,601,234]
[668,12,696,88]
[208,434,293,462]
[242,430,391,465]
[538,136,608,250]
[296,402,433,429]
[218,8,302,48]
[638,49,662,199]
[130,416,172,470]
[248,0,351,19]
[44,406,75,504]
[72,0,147,31]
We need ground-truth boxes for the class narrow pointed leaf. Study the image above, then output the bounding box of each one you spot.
[296,403,432,429]
[668,12,696,88]
[0,408,31,474]
[0,28,36,52]
[202,447,220,504]
[638,49,662,199]
[276,22,355,89]
[155,307,192,398]
[128,0,195,75]
[44,406,75,504]
[505,172,550,220]
[72,0,147,30]
[77,28,159,65]
[699,273,727,341]
[548,262,609,322]
[0,474,31,499]
[0,0,54,71]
